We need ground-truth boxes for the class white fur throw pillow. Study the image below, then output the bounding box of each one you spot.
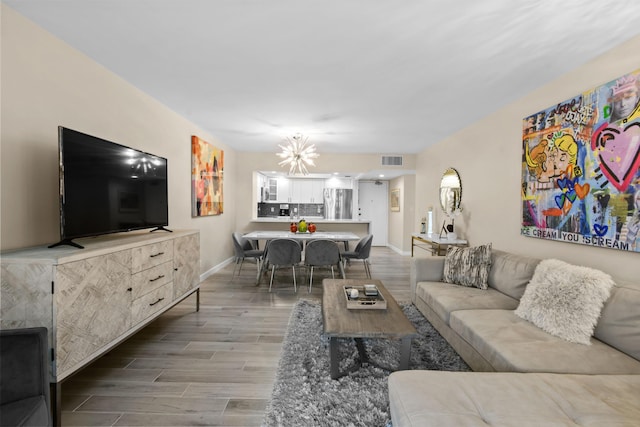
[515,259,614,345]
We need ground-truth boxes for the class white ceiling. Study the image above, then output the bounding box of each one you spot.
[6,1,640,156]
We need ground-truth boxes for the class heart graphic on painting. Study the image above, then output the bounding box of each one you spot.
[593,224,608,237]
[591,121,640,192]
[574,183,590,199]
[557,177,572,190]
[565,190,577,203]
[558,177,576,191]
[555,194,566,209]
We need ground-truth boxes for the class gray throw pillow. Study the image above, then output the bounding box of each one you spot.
[442,243,492,289]
[515,259,614,345]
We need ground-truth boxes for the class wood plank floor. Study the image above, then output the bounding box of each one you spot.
[61,247,413,426]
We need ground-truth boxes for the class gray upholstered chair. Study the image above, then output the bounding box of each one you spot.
[265,238,302,292]
[341,234,374,279]
[304,239,344,293]
[232,232,264,281]
[0,327,52,427]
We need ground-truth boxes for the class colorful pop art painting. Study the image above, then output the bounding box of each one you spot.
[521,69,640,253]
[192,136,224,216]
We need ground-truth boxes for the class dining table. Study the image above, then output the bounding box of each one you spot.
[242,230,362,284]
[243,230,361,247]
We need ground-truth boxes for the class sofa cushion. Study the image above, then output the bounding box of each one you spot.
[488,249,540,300]
[594,279,640,361]
[443,243,492,289]
[410,257,445,301]
[415,281,518,325]
[449,309,640,374]
[388,371,640,427]
[515,259,614,345]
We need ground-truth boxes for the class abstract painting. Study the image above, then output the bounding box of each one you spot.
[192,135,224,216]
[521,69,640,253]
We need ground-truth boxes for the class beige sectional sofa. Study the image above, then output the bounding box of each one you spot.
[388,249,640,426]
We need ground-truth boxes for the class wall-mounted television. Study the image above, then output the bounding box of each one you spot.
[50,127,169,248]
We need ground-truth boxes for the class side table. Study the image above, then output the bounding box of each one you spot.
[411,233,468,256]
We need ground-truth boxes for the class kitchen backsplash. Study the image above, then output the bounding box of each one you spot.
[257,203,324,218]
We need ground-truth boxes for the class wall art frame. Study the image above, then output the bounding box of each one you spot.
[390,188,400,212]
[521,69,640,253]
[191,135,224,216]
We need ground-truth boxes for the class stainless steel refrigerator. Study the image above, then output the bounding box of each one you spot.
[323,188,353,219]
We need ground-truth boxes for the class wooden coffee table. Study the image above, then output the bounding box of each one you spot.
[322,279,418,379]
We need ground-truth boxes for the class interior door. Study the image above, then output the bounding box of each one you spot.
[357,181,388,246]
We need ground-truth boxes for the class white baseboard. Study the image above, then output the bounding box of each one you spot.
[386,244,411,257]
[200,257,235,282]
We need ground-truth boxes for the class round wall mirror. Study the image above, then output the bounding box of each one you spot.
[439,167,462,214]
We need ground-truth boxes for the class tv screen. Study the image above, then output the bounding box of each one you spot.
[52,127,169,248]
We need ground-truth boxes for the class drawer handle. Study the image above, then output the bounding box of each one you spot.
[149,275,165,282]
[149,297,165,306]
[150,252,165,258]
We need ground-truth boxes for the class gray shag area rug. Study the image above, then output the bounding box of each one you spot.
[262,299,471,427]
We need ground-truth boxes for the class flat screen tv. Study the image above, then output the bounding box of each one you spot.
[50,127,169,248]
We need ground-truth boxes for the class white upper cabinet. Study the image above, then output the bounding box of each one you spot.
[256,173,267,203]
[310,180,325,203]
[257,175,355,204]
[325,177,353,189]
[275,178,291,203]
[291,179,325,203]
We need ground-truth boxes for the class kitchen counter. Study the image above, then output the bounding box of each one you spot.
[252,218,369,224]
[248,218,370,237]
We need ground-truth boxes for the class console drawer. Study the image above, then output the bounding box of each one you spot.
[131,262,173,299]
[131,282,173,325]
[132,241,174,273]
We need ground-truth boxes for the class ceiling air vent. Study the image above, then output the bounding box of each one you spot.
[381,155,403,166]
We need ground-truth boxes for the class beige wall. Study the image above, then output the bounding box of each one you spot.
[0,5,236,274]
[389,175,416,254]
[415,35,640,284]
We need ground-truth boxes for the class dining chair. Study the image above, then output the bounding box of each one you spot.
[303,239,344,293]
[265,238,302,292]
[232,232,264,281]
[254,238,302,285]
[341,234,374,279]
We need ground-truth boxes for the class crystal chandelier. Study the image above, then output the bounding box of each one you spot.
[276,133,319,175]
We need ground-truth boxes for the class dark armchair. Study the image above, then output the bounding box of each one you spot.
[0,327,52,427]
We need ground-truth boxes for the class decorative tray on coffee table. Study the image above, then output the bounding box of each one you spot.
[343,285,387,310]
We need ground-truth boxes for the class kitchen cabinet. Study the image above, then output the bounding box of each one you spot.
[291,179,325,203]
[325,177,353,189]
[267,178,278,201]
[256,173,267,203]
[260,176,334,203]
[311,180,326,202]
[269,178,291,203]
